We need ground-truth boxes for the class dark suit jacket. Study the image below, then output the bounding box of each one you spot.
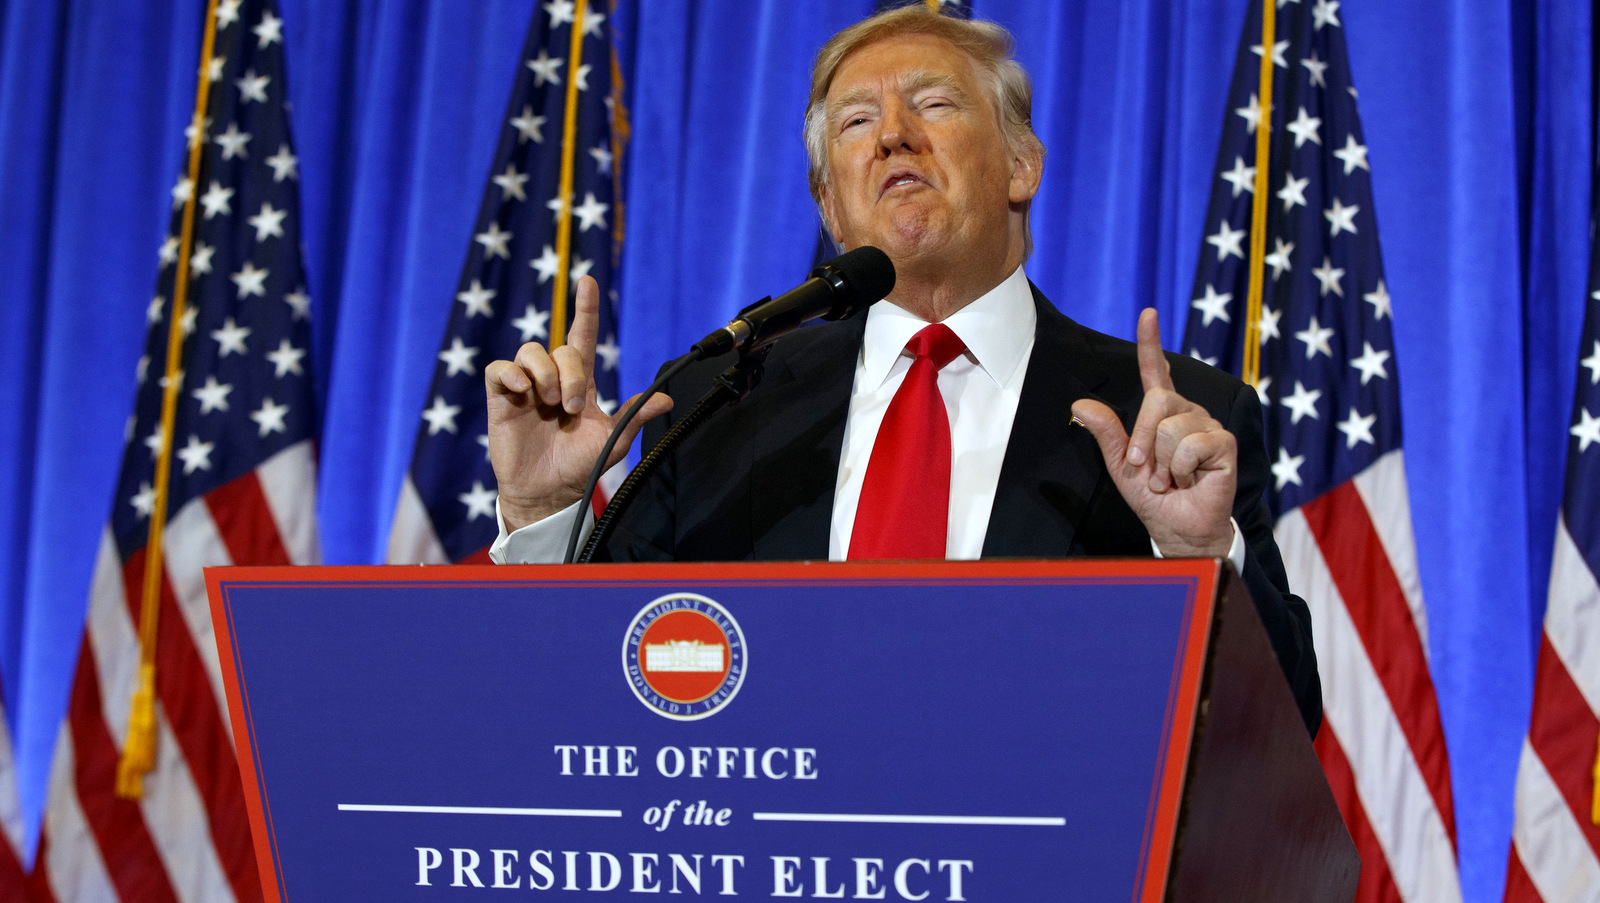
[605,285,1322,733]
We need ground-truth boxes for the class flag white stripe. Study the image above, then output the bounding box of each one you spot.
[257,441,321,565]
[87,531,138,747]
[1512,739,1600,902]
[1351,450,1431,658]
[163,498,236,747]
[387,475,451,564]
[1545,517,1600,715]
[0,703,24,854]
[1278,509,1463,903]
[39,727,119,903]
[136,708,236,903]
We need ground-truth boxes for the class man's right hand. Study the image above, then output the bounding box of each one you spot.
[485,275,672,533]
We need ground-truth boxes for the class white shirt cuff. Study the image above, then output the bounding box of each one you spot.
[1149,518,1247,575]
[489,497,594,565]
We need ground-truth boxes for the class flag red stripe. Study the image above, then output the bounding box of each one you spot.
[1302,483,1457,846]
[152,568,263,903]
[27,829,56,903]
[1526,633,1600,861]
[459,545,493,565]
[204,470,291,566]
[1502,848,1542,903]
[0,828,27,903]
[64,632,181,903]
[1316,723,1404,903]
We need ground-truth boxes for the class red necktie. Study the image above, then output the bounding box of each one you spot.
[848,324,967,560]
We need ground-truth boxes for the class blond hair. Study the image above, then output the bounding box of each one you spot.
[803,7,1044,209]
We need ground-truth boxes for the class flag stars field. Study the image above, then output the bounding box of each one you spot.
[1272,448,1306,489]
[1282,380,1323,425]
[1572,408,1600,453]
[1278,173,1309,212]
[232,261,269,298]
[438,338,480,377]
[266,338,306,377]
[457,280,496,318]
[250,397,290,436]
[511,106,547,143]
[512,305,550,341]
[212,317,251,356]
[1336,407,1377,448]
[1312,257,1344,296]
[1296,316,1336,359]
[458,482,498,521]
[1350,342,1391,384]
[1208,220,1247,261]
[422,396,462,435]
[1193,285,1233,326]
[176,434,215,475]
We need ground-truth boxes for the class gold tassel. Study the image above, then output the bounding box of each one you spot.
[115,664,158,799]
[1591,735,1599,825]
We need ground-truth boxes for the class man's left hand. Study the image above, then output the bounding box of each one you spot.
[1071,308,1236,558]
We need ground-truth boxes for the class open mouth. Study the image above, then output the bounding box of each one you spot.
[880,170,927,197]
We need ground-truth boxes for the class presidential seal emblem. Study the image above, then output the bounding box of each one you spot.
[623,593,746,720]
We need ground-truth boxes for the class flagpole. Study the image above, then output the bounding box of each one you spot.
[1242,0,1275,386]
[550,5,589,348]
[117,0,224,800]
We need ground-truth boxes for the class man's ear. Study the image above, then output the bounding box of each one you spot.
[1008,140,1044,205]
[818,184,845,244]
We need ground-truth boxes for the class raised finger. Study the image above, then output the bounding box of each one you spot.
[1137,308,1174,393]
[513,342,562,407]
[550,343,589,415]
[567,275,601,378]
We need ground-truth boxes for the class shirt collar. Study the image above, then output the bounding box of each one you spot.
[859,265,1036,391]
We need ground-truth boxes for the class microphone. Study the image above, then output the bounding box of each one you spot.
[690,246,895,358]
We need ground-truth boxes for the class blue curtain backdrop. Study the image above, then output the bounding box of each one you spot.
[0,1,1589,900]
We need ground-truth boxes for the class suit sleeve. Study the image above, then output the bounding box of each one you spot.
[1226,382,1323,735]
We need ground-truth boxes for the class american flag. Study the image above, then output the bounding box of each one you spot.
[1183,1,1462,901]
[1502,210,1600,899]
[387,0,626,564]
[30,0,319,900]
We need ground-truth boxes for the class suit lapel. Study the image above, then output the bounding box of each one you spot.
[981,287,1124,557]
[747,316,865,559]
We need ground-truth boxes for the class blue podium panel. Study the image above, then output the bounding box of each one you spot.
[207,560,1218,902]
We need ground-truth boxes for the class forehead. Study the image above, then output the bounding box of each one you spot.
[825,33,984,104]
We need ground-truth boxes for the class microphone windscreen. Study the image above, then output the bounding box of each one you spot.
[815,245,895,311]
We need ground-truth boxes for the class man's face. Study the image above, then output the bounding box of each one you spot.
[818,33,1038,273]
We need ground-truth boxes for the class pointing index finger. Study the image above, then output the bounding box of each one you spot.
[567,275,601,378]
[1137,308,1174,392]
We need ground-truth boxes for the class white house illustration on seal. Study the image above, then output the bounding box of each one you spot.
[644,639,724,673]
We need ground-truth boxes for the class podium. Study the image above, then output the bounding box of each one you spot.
[206,559,1356,901]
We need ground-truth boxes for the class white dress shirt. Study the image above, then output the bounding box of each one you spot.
[492,265,1243,570]
[830,264,1035,559]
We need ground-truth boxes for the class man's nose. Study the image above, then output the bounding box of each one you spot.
[876,102,926,156]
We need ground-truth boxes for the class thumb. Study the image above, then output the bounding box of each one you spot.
[604,392,675,471]
[1071,398,1130,468]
